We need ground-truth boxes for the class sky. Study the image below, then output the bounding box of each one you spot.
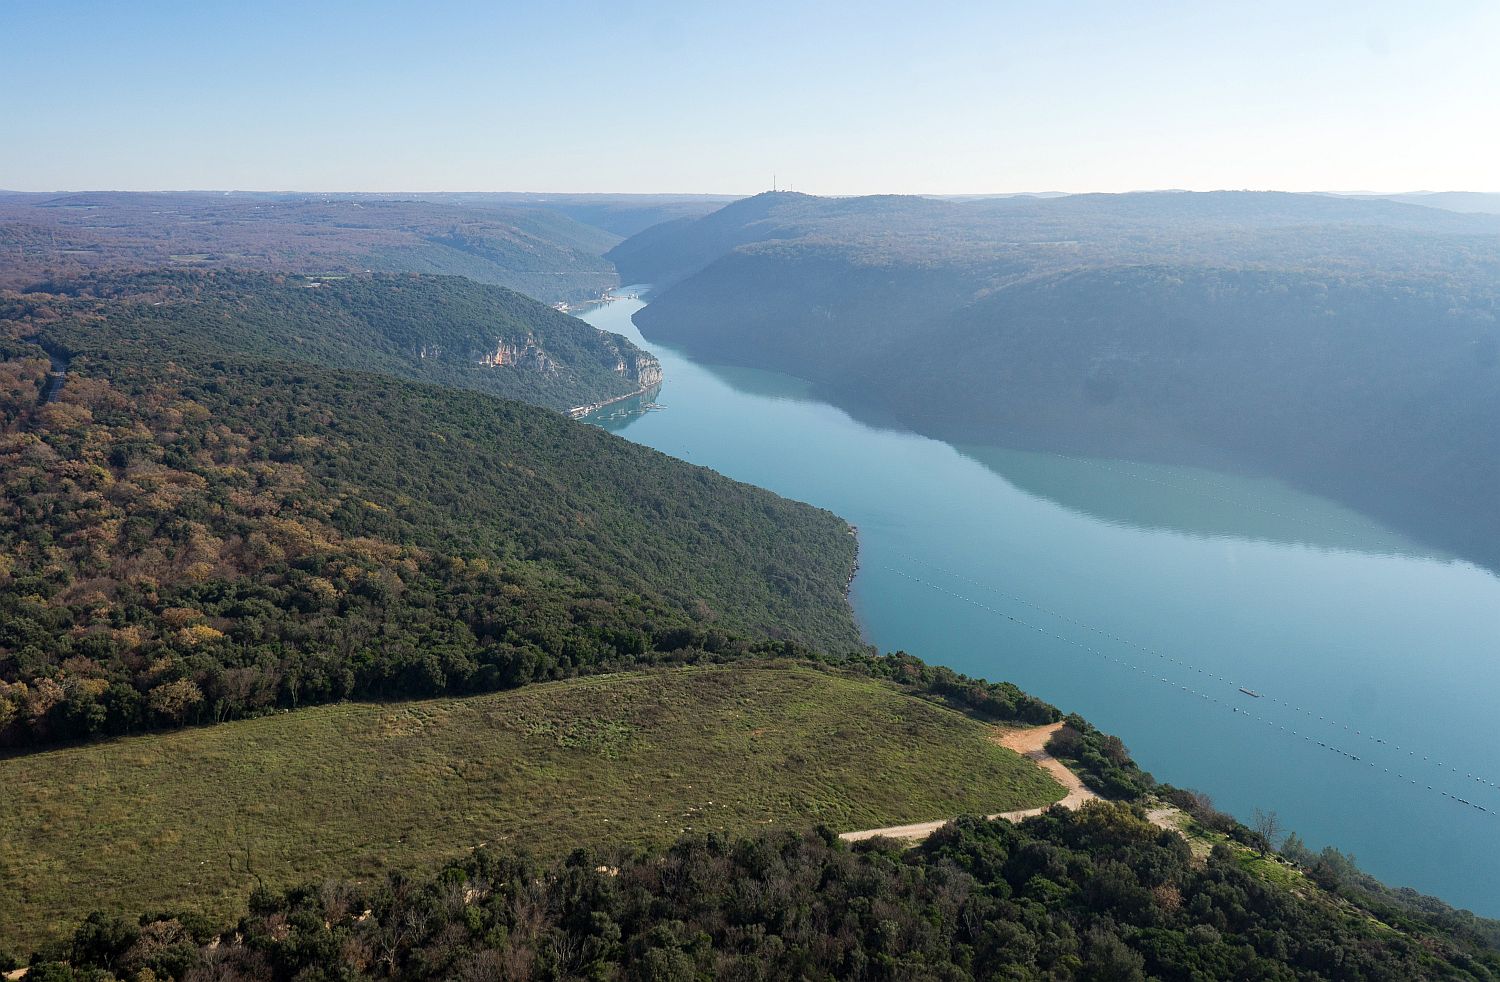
[2,0,1497,195]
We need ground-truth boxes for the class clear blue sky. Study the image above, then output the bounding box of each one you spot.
[2,0,1496,194]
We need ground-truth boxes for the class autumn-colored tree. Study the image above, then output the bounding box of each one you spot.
[178,624,225,646]
[147,678,204,726]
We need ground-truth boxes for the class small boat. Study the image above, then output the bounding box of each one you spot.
[1238,687,1262,698]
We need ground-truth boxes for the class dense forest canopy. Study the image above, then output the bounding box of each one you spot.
[0,274,859,748]
[23,270,661,412]
[620,190,1500,568]
[18,803,1500,981]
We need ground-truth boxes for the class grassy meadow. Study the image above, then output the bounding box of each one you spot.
[0,662,1062,950]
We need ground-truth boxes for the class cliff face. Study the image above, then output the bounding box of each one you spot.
[620,350,663,388]
[416,326,663,414]
[423,332,658,390]
[387,282,661,410]
[416,335,558,373]
[473,336,554,374]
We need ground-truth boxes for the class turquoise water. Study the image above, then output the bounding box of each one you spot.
[581,293,1500,915]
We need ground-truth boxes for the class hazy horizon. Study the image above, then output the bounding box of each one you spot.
[4,0,1497,195]
[4,186,1498,197]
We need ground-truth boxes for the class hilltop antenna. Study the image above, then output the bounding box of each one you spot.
[773,173,777,192]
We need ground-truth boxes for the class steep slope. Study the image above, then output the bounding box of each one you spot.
[848,265,1500,560]
[630,239,988,379]
[0,283,860,750]
[619,190,1500,568]
[608,191,828,289]
[31,270,661,412]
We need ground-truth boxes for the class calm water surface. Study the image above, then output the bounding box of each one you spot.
[582,292,1500,915]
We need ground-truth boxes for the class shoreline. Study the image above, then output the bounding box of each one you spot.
[566,382,660,420]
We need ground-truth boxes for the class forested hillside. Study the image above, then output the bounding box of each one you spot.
[7,197,1500,978]
[20,806,1500,980]
[5,254,1500,981]
[26,270,661,412]
[613,189,1500,292]
[852,266,1500,554]
[0,193,621,302]
[0,278,859,749]
[622,190,1500,567]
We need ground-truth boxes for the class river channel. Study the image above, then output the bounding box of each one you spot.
[581,291,1500,915]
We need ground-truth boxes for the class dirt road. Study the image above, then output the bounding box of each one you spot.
[840,722,1099,844]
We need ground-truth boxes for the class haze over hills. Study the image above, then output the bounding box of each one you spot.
[8,0,1500,971]
[405,191,737,238]
[621,189,1500,568]
[614,188,1500,288]
[1339,191,1500,215]
[0,192,623,302]
[5,187,1500,979]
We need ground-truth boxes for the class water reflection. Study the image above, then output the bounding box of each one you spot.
[579,290,1500,914]
[594,317,1445,562]
[956,444,1448,561]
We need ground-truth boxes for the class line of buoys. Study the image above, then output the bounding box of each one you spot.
[892,552,1500,797]
[884,565,1496,821]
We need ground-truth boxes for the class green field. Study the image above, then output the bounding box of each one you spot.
[0,663,1062,950]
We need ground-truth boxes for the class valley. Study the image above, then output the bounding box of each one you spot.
[3,190,1499,979]
[621,191,1500,571]
[8,5,1500,974]
[581,289,1500,916]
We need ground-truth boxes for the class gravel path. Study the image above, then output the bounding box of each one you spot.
[840,722,1099,843]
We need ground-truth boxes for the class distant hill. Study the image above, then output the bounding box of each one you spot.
[621,190,1500,567]
[617,189,1500,297]
[1358,191,1500,215]
[412,191,737,238]
[0,192,622,302]
[29,269,661,412]
[6,202,1500,979]
[608,191,824,288]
